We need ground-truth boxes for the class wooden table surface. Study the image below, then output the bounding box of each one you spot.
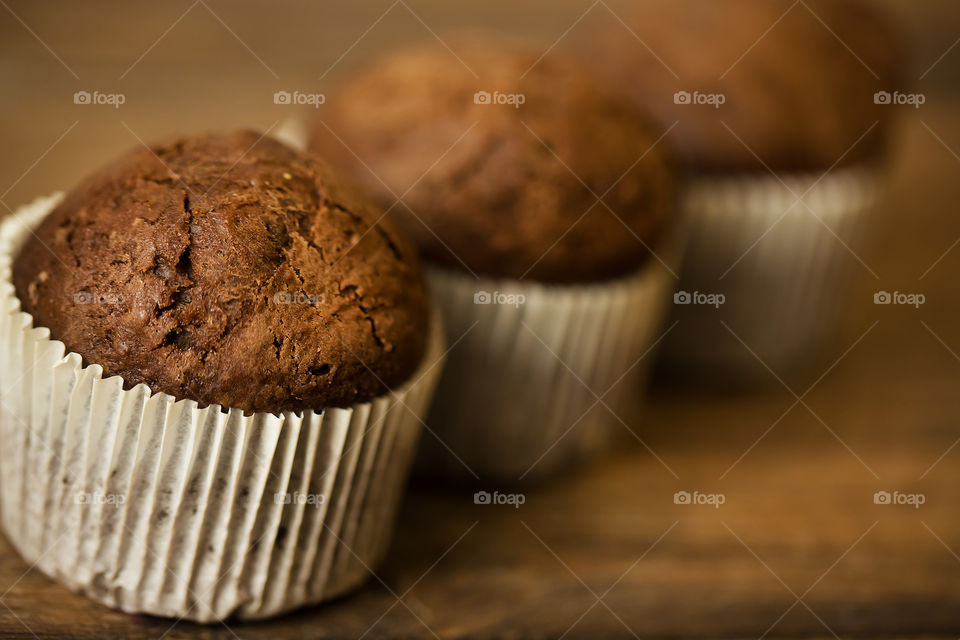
[1,1,960,638]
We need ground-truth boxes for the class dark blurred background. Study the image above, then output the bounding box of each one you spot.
[1,0,957,201]
[2,2,960,638]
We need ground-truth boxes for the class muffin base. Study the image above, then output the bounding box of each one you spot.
[0,194,445,622]
[662,165,880,376]
[418,242,678,482]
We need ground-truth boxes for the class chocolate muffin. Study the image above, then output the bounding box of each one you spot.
[308,42,675,283]
[586,0,904,172]
[12,130,429,413]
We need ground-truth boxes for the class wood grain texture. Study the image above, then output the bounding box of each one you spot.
[0,1,959,638]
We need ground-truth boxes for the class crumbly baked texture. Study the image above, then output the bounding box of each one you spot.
[308,43,676,283]
[13,130,430,414]
[584,0,905,172]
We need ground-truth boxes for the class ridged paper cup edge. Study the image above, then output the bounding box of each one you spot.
[665,164,882,372]
[419,233,682,482]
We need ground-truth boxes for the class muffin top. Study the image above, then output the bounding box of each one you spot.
[308,42,676,283]
[586,0,904,172]
[13,130,430,414]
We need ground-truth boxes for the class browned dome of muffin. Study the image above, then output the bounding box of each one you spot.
[308,42,676,283]
[13,130,430,414]
[584,0,905,172]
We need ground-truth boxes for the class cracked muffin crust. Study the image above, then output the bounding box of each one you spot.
[308,42,676,284]
[12,130,430,414]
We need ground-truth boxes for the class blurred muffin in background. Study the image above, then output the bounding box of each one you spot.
[583,0,906,376]
[591,0,903,173]
[310,42,672,282]
[310,41,681,480]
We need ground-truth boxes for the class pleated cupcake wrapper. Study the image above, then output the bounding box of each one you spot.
[0,194,446,622]
[419,238,680,482]
[662,165,881,373]
[273,117,308,152]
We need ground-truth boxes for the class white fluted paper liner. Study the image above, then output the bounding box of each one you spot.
[662,165,881,374]
[273,117,308,152]
[0,195,445,622]
[418,240,679,482]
